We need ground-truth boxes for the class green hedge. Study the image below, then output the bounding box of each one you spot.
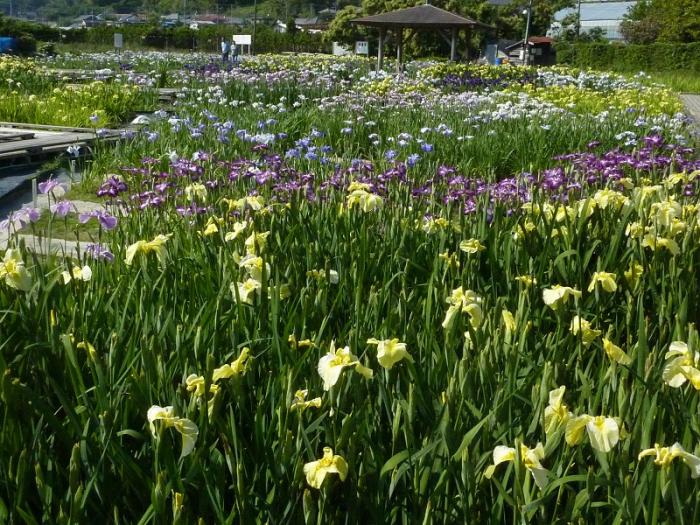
[555,42,700,72]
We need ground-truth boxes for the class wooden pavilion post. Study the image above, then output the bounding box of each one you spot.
[450,27,457,61]
[377,28,385,71]
[396,27,403,74]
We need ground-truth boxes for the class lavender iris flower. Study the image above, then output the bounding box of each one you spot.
[79,210,118,230]
[50,200,74,217]
[84,243,115,262]
[38,177,68,195]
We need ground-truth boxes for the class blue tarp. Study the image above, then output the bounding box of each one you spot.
[0,37,16,53]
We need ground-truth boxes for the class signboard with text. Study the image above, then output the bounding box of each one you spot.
[355,41,369,55]
[233,34,252,46]
[114,33,123,49]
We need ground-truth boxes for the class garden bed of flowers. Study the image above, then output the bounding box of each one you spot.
[1,52,700,523]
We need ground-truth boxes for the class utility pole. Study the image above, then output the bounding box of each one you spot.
[252,0,258,55]
[522,0,532,65]
[576,0,582,39]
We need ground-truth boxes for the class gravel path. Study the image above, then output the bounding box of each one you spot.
[680,94,700,136]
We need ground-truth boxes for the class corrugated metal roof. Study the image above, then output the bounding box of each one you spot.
[554,1,636,22]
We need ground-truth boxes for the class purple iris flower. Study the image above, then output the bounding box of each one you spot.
[385,150,397,161]
[79,210,118,230]
[407,153,420,167]
[84,243,115,262]
[97,177,128,198]
[38,177,68,195]
[421,143,434,153]
[50,200,74,217]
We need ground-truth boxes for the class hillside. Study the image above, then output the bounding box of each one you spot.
[0,0,352,24]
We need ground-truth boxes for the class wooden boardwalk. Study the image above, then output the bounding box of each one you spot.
[0,123,121,165]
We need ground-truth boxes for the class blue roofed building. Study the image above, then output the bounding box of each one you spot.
[550,1,637,41]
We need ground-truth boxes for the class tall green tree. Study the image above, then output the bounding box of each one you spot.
[621,0,700,43]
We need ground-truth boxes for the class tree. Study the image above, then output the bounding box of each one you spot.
[323,5,366,46]
[620,17,661,44]
[621,0,700,44]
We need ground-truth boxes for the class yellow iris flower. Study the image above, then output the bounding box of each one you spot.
[663,341,700,389]
[565,414,621,452]
[288,334,314,349]
[212,347,251,382]
[459,239,485,254]
[317,341,373,391]
[544,386,570,435]
[125,234,172,267]
[222,195,265,212]
[442,287,483,330]
[624,262,643,288]
[184,183,207,202]
[238,254,270,282]
[642,234,680,256]
[346,188,383,213]
[542,285,581,309]
[367,338,413,369]
[303,447,348,489]
[484,442,549,489]
[502,309,516,334]
[570,316,601,346]
[588,272,617,293]
[185,374,219,398]
[147,405,199,458]
[244,231,271,255]
[638,443,700,478]
[224,221,249,242]
[602,338,632,365]
[593,189,628,210]
[290,389,322,411]
[515,275,537,288]
[231,278,262,304]
[61,265,92,284]
[0,249,32,291]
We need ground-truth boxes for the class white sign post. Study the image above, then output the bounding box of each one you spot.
[355,41,369,55]
[114,33,123,59]
[233,34,252,55]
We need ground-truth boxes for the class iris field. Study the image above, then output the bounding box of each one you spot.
[1,52,700,523]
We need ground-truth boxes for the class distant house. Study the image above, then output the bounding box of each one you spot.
[274,20,288,33]
[160,13,181,28]
[317,8,337,21]
[505,36,556,66]
[550,1,637,41]
[113,14,147,26]
[294,17,328,32]
[76,14,105,28]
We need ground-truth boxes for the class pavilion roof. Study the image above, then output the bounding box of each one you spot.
[351,4,492,30]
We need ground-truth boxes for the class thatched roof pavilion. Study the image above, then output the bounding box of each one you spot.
[352,4,492,71]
